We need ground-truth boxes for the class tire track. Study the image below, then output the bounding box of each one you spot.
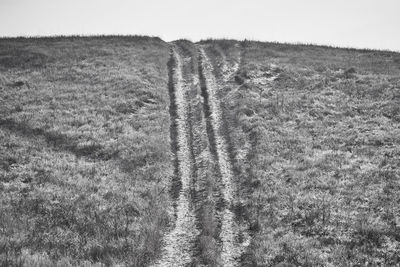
[157,43,247,266]
[173,41,222,266]
[198,47,244,267]
[189,60,222,266]
[154,47,199,267]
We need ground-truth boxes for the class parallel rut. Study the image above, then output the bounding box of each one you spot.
[198,47,244,267]
[157,43,246,266]
[154,48,199,267]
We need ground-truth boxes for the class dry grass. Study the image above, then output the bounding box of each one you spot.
[202,40,400,266]
[0,36,172,266]
[1,36,400,266]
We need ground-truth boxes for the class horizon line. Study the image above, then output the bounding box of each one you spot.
[0,33,399,54]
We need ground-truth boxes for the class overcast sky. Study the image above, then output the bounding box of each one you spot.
[1,0,399,51]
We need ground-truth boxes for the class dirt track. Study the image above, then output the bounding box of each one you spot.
[154,48,199,267]
[155,43,247,266]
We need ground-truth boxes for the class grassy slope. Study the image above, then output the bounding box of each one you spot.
[0,36,172,266]
[203,40,400,266]
[1,36,400,266]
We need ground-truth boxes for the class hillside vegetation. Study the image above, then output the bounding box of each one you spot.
[0,36,172,266]
[1,36,400,266]
[201,40,400,266]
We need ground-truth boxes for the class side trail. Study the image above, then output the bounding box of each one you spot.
[156,43,248,266]
[214,44,242,82]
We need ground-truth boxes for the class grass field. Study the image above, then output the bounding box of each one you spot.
[0,36,172,266]
[1,36,400,266]
[201,39,400,266]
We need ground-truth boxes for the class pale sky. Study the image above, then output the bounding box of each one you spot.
[1,0,399,51]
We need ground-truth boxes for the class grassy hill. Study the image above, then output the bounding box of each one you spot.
[1,36,399,266]
[204,40,400,266]
[0,36,172,266]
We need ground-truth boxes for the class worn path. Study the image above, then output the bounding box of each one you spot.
[154,48,199,267]
[156,43,247,266]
